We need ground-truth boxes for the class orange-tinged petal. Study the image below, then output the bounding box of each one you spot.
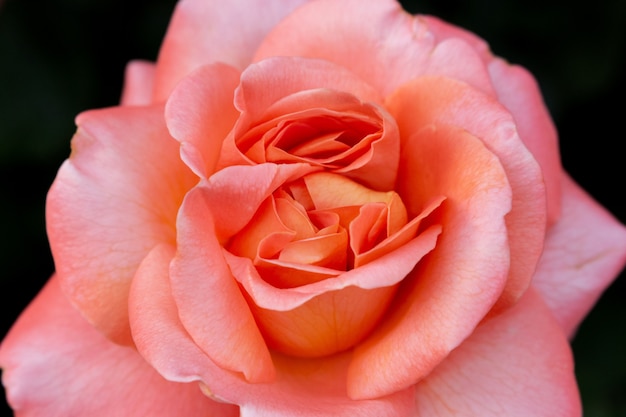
[348,123,512,399]
[165,63,241,178]
[303,171,400,209]
[254,257,340,289]
[171,187,274,383]
[0,275,239,417]
[226,223,442,311]
[387,75,546,311]
[274,195,317,240]
[250,285,398,358]
[128,247,416,416]
[277,231,348,271]
[420,14,562,226]
[228,197,294,261]
[354,196,445,268]
[349,203,389,256]
[46,105,197,345]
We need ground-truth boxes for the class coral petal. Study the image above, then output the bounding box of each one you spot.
[171,187,275,382]
[154,0,307,100]
[413,289,581,417]
[46,105,196,344]
[348,123,512,399]
[165,63,241,178]
[0,275,239,417]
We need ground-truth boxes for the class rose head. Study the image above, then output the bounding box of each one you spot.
[2,0,626,416]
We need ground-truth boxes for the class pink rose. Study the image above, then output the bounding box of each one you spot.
[2,0,626,416]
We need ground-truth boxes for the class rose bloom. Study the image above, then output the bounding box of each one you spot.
[2,0,626,416]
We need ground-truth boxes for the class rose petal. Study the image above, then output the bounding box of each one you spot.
[46,105,197,344]
[0,275,238,417]
[386,75,546,311]
[171,190,275,383]
[235,57,382,119]
[198,163,317,241]
[414,288,581,417]
[120,60,156,106]
[227,222,442,311]
[348,123,512,399]
[254,0,494,96]
[532,173,626,337]
[219,57,399,189]
[421,15,562,226]
[419,14,492,62]
[235,354,417,417]
[165,63,241,178]
[488,58,562,225]
[154,0,308,100]
[129,246,416,416]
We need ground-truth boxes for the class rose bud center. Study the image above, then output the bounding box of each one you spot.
[226,172,438,357]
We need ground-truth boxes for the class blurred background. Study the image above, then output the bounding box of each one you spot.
[0,0,624,415]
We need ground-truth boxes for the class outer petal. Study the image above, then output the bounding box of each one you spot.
[130,244,417,417]
[387,75,546,311]
[46,105,197,344]
[348,123,512,399]
[0,275,239,417]
[165,63,241,178]
[171,191,275,383]
[254,0,494,96]
[532,173,626,337]
[421,14,562,225]
[120,60,156,106]
[414,288,581,417]
[488,58,562,225]
[153,0,309,101]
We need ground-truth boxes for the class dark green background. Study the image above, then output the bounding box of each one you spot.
[1,0,624,415]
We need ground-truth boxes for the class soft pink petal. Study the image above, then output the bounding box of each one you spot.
[120,60,156,106]
[236,354,416,417]
[172,188,274,383]
[387,75,546,312]
[254,0,493,96]
[0,275,239,417]
[348,123,512,399]
[165,63,241,178]
[532,173,626,337]
[153,0,308,101]
[129,245,417,416]
[234,57,381,120]
[419,14,492,62]
[488,58,562,225]
[46,105,197,344]
[414,288,581,417]
[196,163,317,241]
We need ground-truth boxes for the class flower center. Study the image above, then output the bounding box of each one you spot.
[227,172,415,288]
[225,172,436,358]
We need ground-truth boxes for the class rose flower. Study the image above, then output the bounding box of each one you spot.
[2,0,626,416]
